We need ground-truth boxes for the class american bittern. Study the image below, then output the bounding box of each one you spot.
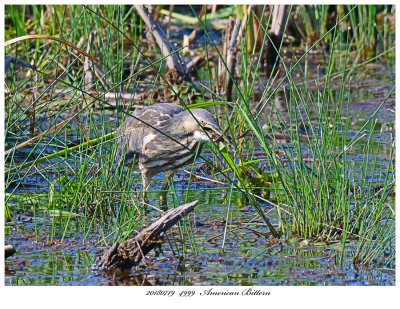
[115,103,225,206]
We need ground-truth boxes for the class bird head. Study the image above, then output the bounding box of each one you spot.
[184,108,223,142]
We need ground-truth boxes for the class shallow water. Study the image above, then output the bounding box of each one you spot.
[4,28,395,287]
[5,89,395,286]
[5,184,395,286]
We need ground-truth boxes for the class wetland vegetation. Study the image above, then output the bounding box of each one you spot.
[4,4,395,286]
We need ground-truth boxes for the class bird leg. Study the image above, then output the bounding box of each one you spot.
[160,170,174,209]
[141,173,151,206]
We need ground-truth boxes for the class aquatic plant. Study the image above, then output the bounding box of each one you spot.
[4,4,395,273]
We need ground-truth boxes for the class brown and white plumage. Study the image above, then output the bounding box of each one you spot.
[115,103,223,200]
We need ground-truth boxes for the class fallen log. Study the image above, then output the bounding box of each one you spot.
[92,200,198,271]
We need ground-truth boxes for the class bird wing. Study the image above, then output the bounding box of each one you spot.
[115,112,146,165]
[143,103,185,126]
[115,103,185,165]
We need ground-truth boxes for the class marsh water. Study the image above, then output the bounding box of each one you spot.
[5,189,395,286]
[5,60,395,285]
[5,186,396,286]
[4,6,396,286]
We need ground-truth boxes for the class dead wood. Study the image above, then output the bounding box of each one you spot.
[217,17,231,90]
[218,17,241,101]
[265,5,288,74]
[92,200,198,271]
[135,5,190,83]
[225,18,241,102]
[270,5,289,38]
[182,5,207,54]
[83,30,98,91]
[29,72,38,134]
[187,55,206,71]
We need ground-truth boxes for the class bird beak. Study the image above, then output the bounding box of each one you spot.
[222,136,235,152]
[224,136,235,151]
[215,133,235,152]
[205,125,236,153]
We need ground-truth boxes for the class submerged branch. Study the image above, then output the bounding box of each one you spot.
[92,200,198,271]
